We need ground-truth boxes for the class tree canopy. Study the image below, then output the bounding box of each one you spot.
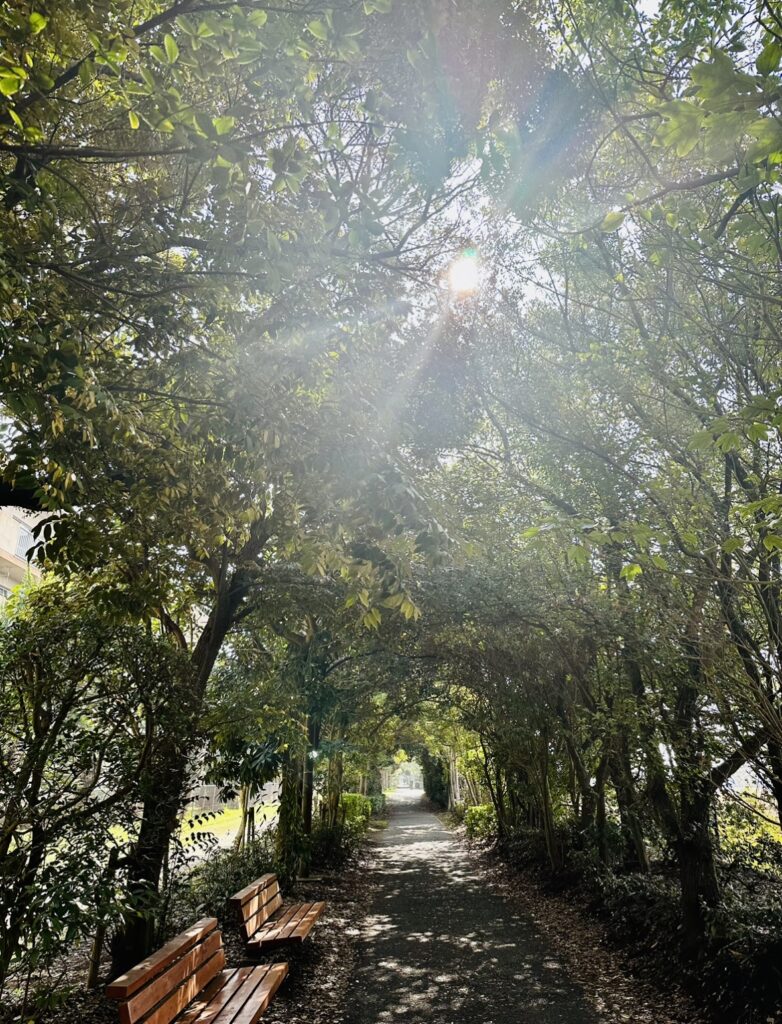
[3,0,782,1019]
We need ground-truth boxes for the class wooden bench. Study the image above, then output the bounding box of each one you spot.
[106,917,288,1024]
[231,873,325,952]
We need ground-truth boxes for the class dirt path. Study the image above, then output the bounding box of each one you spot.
[344,790,597,1024]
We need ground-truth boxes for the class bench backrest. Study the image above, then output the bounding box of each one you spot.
[106,917,225,1024]
[230,873,283,941]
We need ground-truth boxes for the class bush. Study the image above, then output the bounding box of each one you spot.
[170,832,276,931]
[368,792,386,816]
[308,820,366,871]
[594,871,681,960]
[421,749,449,808]
[340,792,372,822]
[464,803,498,840]
[704,877,782,1021]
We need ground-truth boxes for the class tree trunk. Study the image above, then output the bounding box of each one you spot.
[538,734,561,871]
[677,786,721,960]
[764,739,782,827]
[110,737,191,975]
[609,745,650,872]
[234,785,250,852]
[109,555,258,977]
[595,755,609,866]
[301,713,321,837]
[276,754,304,886]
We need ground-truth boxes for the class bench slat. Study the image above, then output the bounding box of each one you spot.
[175,972,234,1024]
[130,948,226,1024]
[269,903,311,942]
[248,901,324,950]
[246,904,301,950]
[232,873,277,908]
[179,967,252,1024]
[241,892,282,941]
[108,918,218,1000]
[221,964,288,1024]
[238,881,279,928]
[122,931,223,1024]
[289,902,326,941]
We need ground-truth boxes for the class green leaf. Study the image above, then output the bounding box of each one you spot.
[308,20,328,40]
[722,537,744,554]
[619,563,643,581]
[600,210,625,232]
[28,11,47,34]
[689,429,714,450]
[0,75,21,97]
[78,59,93,86]
[762,535,782,552]
[150,45,167,63]
[567,543,589,567]
[212,115,235,136]
[128,110,140,129]
[757,40,782,75]
[164,33,180,63]
[716,431,742,452]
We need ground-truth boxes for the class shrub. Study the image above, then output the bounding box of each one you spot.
[169,832,276,932]
[594,871,681,961]
[308,820,366,871]
[368,792,386,816]
[421,749,449,808]
[464,803,498,840]
[340,792,372,822]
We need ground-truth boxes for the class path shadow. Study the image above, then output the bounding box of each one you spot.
[345,797,595,1024]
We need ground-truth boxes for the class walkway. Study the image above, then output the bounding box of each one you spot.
[345,790,596,1024]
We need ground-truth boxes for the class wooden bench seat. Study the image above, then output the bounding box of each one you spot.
[106,917,288,1024]
[231,874,325,952]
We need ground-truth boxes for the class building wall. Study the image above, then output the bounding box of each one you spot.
[0,508,41,601]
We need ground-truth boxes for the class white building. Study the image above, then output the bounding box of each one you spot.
[0,507,41,602]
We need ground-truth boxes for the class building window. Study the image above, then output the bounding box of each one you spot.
[15,528,33,560]
[0,585,10,602]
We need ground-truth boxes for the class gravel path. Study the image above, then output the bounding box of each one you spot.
[344,790,597,1024]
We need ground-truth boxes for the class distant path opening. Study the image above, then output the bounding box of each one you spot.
[345,789,596,1024]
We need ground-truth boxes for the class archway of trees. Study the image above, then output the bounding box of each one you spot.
[3,0,782,1020]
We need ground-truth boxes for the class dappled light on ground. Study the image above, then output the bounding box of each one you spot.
[345,790,594,1024]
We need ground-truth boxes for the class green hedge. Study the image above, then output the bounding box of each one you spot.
[340,792,372,822]
[464,803,498,839]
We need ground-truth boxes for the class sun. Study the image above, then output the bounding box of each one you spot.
[448,249,480,297]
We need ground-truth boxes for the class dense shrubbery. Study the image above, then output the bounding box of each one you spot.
[464,804,497,840]
[421,750,449,809]
[307,820,367,871]
[340,793,373,823]
[368,792,387,816]
[170,833,277,931]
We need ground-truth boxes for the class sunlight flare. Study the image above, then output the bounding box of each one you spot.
[448,249,480,297]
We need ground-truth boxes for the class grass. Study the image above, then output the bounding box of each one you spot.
[111,803,279,849]
[181,803,279,847]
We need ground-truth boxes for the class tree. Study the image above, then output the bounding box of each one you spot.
[0,577,189,998]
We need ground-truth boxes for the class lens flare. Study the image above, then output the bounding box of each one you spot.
[448,249,480,297]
